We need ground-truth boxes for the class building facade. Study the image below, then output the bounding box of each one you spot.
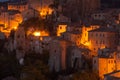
[88,27,118,54]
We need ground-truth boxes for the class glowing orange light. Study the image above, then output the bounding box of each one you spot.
[84,41,90,47]
[33,31,41,36]
[40,12,43,15]
[101,45,105,49]
[13,26,17,30]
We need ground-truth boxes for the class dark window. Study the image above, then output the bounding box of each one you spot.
[94,60,96,64]
[96,33,98,36]
[17,35,20,38]
[103,34,104,37]
[60,27,62,29]
[109,60,110,63]
[96,41,98,44]
[54,50,56,53]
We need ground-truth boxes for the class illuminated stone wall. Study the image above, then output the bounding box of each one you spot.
[0,11,23,34]
[80,25,99,47]
[88,29,118,54]
[28,0,53,18]
[57,24,67,36]
[93,57,116,79]
[49,39,72,72]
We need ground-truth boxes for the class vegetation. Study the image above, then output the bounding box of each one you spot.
[0,51,21,79]
[71,71,99,80]
[21,17,55,35]
[21,50,52,80]
[21,17,45,31]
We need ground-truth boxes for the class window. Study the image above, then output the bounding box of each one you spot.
[54,50,56,53]
[109,60,110,63]
[60,27,62,29]
[94,14,97,17]
[103,41,104,44]
[96,41,98,44]
[17,35,20,38]
[114,60,116,63]
[94,60,96,64]
[103,34,104,37]
[96,33,98,37]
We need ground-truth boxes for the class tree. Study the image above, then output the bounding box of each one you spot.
[71,71,99,80]
[21,50,51,80]
[0,51,21,79]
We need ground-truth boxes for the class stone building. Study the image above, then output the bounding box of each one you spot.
[0,10,23,31]
[79,0,100,17]
[8,1,28,12]
[62,0,100,19]
[93,48,116,79]
[49,38,72,72]
[66,46,82,70]
[61,31,81,46]
[57,23,67,36]
[14,26,26,53]
[21,8,40,20]
[81,25,100,45]
[88,27,118,55]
